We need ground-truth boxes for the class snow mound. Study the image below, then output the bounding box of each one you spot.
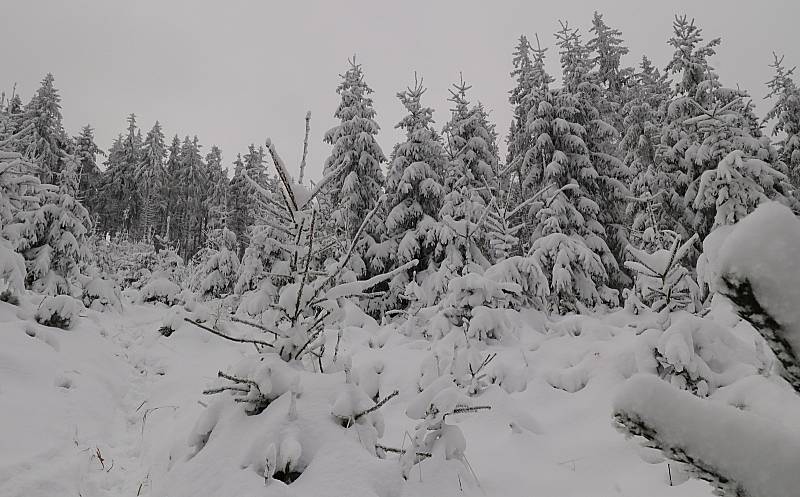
[35,295,83,329]
[80,275,123,312]
[140,277,181,305]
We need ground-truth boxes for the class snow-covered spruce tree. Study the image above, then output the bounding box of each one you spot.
[653,16,789,245]
[586,11,634,131]
[0,151,37,299]
[0,88,25,144]
[204,145,228,232]
[234,158,294,303]
[382,75,446,309]
[506,35,555,253]
[647,17,720,242]
[17,74,72,183]
[765,53,800,188]
[163,134,182,242]
[227,153,250,256]
[96,114,142,236]
[624,231,701,316]
[508,34,554,196]
[525,73,619,312]
[136,121,167,243]
[693,149,791,229]
[555,20,630,289]
[614,204,800,497]
[177,136,209,259]
[73,124,104,216]
[182,133,415,491]
[622,57,671,240]
[190,227,240,299]
[321,58,386,277]
[586,11,633,101]
[4,150,91,295]
[430,77,499,302]
[233,140,298,306]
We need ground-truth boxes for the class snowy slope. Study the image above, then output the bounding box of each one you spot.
[1,295,795,497]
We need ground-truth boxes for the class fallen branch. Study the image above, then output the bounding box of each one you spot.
[444,405,491,420]
[376,444,432,458]
[184,318,275,348]
[229,316,280,337]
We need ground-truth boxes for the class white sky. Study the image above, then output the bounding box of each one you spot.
[1,0,798,181]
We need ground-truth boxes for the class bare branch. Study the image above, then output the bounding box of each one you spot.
[354,390,399,420]
[184,318,275,348]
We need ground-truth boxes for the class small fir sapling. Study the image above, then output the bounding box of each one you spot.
[190,227,240,299]
[624,230,701,317]
[399,377,490,480]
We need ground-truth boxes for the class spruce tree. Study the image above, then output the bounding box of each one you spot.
[97,114,142,236]
[437,78,499,279]
[178,136,208,258]
[383,76,446,304]
[587,11,633,120]
[6,150,91,295]
[205,145,228,232]
[322,58,386,249]
[19,74,71,183]
[509,34,554,197]
[227,153,249,257]
[554,21,627,289]
[765,54,800,187]
[526,79,618,311]
[137,121,167,242]
[623,56,671,247]
[656,16,789,242]
[73,125,104,217]
[164,134,182,241]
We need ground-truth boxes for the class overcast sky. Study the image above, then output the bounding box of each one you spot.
[2,0,798,180]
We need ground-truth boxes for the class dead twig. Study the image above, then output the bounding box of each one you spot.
[184,318,275,348]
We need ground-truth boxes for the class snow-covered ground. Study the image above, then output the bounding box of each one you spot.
[8,290,795,497]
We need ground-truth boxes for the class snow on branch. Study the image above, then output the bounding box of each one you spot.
[614,375,800,497]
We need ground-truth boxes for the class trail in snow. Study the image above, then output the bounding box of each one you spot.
[0,300,244,497]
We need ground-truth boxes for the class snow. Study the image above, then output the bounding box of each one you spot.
[139,277,181,305]
[34,294,84,329]
[708,202,800,358]
[4,293,784,497]
[615,374,800,497]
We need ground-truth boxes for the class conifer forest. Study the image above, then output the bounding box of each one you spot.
[2,4,800,497]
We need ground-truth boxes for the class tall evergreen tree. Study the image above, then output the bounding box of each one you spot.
[137,121,168,242]
[384,76,447,301]
[587,12,633,100]
[622,56,672,246]
[4,148,91,295]
[437,78,499,277]
[19,74,71,183]
[509,34,554,197]
[73,124,104,217]
[98,114,142,236]
[765,53,800,187]
[164,134,182,241]
[178,135,207,258]
[205,145,229,232]
[227,153,249,256]
[555,21,628,288]
[322,58,386,247]
[526,89,618,312]
[655,16,787,242]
